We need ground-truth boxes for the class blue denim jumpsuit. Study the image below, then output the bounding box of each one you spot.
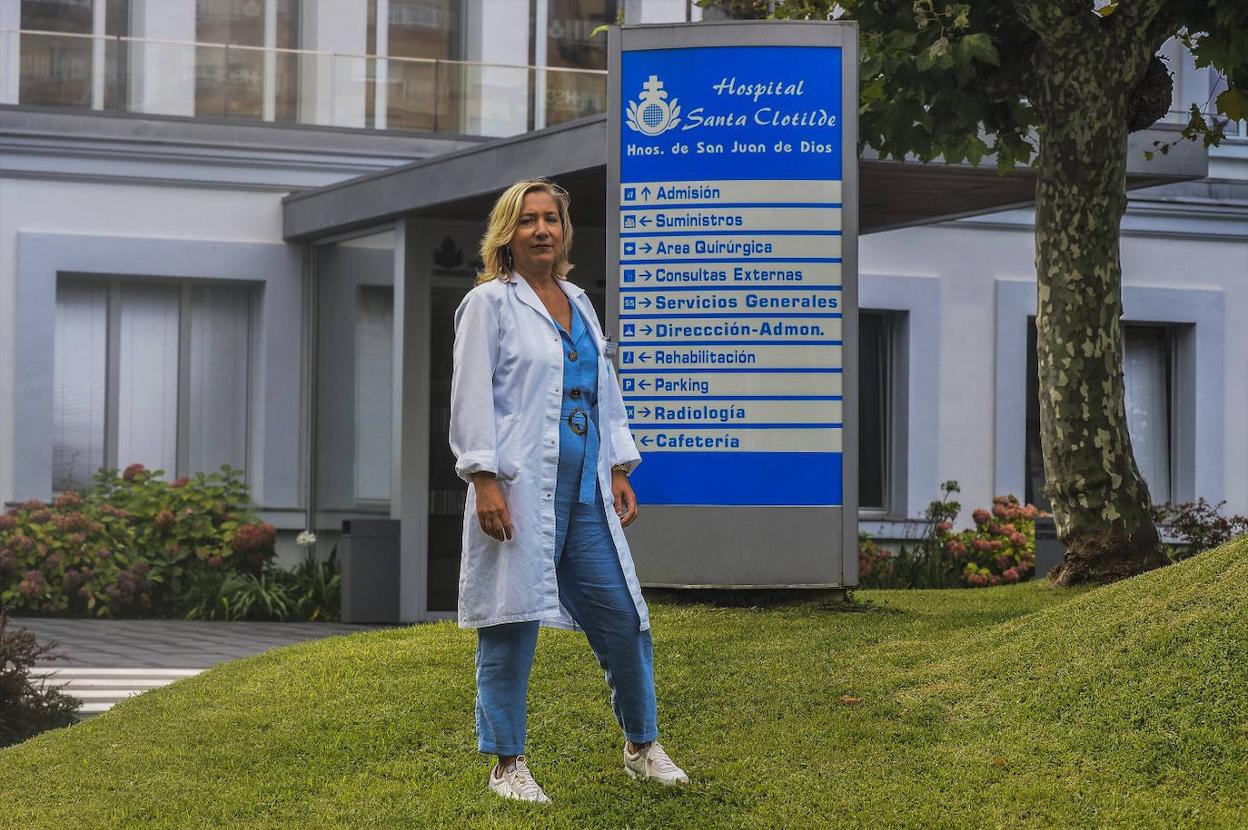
[474,303,658,756]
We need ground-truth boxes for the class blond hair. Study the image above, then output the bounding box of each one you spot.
[476,178,574,284]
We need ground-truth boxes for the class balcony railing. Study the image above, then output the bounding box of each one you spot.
[0,28,608,138]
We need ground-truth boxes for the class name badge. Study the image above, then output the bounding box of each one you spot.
[602,335,619,358]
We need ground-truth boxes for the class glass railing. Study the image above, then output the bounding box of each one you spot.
[0,28,608,138]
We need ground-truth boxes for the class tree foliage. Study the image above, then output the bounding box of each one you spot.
[706,1,1245,164]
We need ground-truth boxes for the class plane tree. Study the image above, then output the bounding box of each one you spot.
[709,0,1247,583]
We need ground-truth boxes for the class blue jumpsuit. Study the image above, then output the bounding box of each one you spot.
[474,303,658,756]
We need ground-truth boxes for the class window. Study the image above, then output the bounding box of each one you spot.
[354,284,394,503]
[859,311,897,513]
[19,0,130,109]
[367,0,460,131]
[53,278,253,491]
[313,229,396,516]
[1025,320,1174,510]
[543,0,618,126]
[195,0,300,120]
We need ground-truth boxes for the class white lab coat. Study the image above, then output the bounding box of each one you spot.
[450,273,649,632]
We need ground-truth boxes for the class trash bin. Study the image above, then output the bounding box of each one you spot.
[1033,515,1064,580]
[340,519,400,623]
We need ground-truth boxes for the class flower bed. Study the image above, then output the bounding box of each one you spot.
[0,464,277,618]
[858,482,1043,589]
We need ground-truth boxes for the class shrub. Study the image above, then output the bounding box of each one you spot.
[0,607,80,747]
[182,548,340,622]
[858,482,1042,589]
[940,495,1039,587]
[0,464,276,618]
[1154,498,1248,561]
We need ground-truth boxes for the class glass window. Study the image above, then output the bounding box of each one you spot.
[188,283,252,475]
[1025,320,1173,510]
[196,0,299,120]
[117,283,181,476]
[858,311,892,512]
[53,278,253,490]
[19,0,130,111]
[368,0,458,132]
[53,281,108,491]
[544,0,616,126]
[20,0,95,108]
[1123,326,1172,504]
[355,284,395,503]
[313,229,396,521]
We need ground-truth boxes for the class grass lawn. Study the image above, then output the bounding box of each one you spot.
[2,538,1246,829]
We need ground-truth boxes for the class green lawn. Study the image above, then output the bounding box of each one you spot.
[3,538,1246,829]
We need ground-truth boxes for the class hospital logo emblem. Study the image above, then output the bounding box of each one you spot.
[626,75,681,136]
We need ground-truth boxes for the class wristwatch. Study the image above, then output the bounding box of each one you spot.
[611,463,631,476]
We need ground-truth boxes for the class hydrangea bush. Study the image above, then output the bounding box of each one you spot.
[0,464,276,618]
[938,495,1039,587]
[858,483,1043,589]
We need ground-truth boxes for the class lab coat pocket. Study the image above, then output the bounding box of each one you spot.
[495,411,523,481]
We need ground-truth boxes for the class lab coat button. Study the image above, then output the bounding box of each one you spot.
[570,388,581,399]
[568,351,578,361]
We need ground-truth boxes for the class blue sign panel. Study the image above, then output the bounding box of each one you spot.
[618,45,845,506]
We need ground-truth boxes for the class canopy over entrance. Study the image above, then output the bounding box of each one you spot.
[283,113,1206,241]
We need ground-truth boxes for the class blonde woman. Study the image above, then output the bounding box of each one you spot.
[449,178,689,802]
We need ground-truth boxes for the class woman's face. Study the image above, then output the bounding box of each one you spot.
[508,191,563,278]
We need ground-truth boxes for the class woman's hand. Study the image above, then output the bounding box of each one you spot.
[612,470,638,527]
[471,473,514,542]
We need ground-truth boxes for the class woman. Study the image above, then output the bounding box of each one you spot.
[450,178,689,803]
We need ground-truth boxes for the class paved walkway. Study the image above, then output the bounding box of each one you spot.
[10,617,401,717]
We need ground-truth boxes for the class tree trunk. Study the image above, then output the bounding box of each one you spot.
[1032,62,1168,584]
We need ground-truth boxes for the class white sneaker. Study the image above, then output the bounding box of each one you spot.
[488,755,551,803]
[624,741,690,785]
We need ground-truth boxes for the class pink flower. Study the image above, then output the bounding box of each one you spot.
[972,509,991,525]
[968,573,989,587]
[19,570,46,598]
[973,538,992,553]
[992,504,1009,518]
[989,575,1002,586]
[1010,532,1028,547]
[995,554,1013,571]
[232,522,277,553]
[207,555,224,569]
[1003,567,1020,583]
[937,521,953,534]
[122,463,146,481]
[53,491,84,509]
[170,477,190,489]
[0,514,14,531]
[946,540,966,558]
